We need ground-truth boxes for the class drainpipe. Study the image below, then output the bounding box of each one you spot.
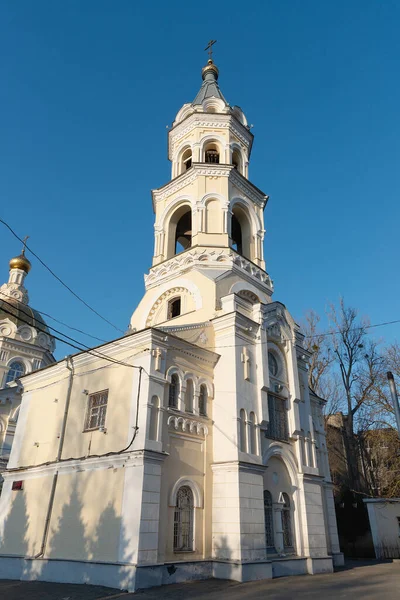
[33,356,74,559]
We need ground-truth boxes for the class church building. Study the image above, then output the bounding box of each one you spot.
[0,250,55,471]
[0,55,343,591]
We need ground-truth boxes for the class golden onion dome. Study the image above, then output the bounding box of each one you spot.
[202,59,219,81]
[9,252,31,273]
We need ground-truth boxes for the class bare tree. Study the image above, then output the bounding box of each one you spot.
[328,300,385,490]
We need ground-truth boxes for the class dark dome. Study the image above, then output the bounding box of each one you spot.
[0,297,50,334]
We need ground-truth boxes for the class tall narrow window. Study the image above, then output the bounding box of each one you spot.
[185,379,194,413]
[264,490,274,549]
[174,486,194,551]
[181,148,192,172]
[266,394,289,441]
[169,374,179,408]
[199,384,207,416]
[168,297,181,319]
[149,396,159,441]
[175,209,192,254]
[282,493,293,549]
[84,390,108,431]
[249,411,257,455]
[239,408,247,452]
[232,149,242,173]
[5,361,25,384]
[268,351,279,377]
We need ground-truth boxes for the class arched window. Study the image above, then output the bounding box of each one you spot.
[239,408,247,452]
[173,485,194,551]
[264,490,274,549]
[249,411,257,455]
[184,379,194,413]
[168,297,181,319]
[231,205,252,260]
[232,149,242,173]
[169,374,179,409]
[268,351,279,377]
[149,396,159,441]
[199,385,207,416]
[6,361,25,384]
[204,143,220,164]
[181,148,192,172]
[282,493,293,549]
[175,208,192,255]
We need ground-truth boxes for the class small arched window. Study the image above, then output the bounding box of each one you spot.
[199,385,207,416]
[173,485,194,551]
[168,297,181,319]
[149,396,159,441]
[268,351,279,377]
[264,490,274,549]
[282,493,293,549]
[239,408,247,452]
[6,361,25,384]
[169,374,179,409]
[204,143,220,164]
[181,148,192,172]
[185,379,194,413]
[249,411,257,455]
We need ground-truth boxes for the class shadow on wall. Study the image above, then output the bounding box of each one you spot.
[213,535,232,561]
[0,478,133,590]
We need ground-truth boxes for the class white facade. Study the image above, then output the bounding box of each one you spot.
[0,57,343,591]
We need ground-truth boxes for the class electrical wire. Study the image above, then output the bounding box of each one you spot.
[6,366,144,473]
[0,299,141,370]
[0,218,124,333]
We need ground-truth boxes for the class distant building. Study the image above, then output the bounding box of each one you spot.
[0,56,342,591]
[0,250,55,469]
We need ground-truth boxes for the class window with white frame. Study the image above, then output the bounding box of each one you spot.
[282,492,293,549]
[84,390,108,431]
[173,485,194,551]
[6,361,25,384]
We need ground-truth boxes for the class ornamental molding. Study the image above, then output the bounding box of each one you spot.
[263,305,294,344]
[153,171,197,204]
[0,284,29,304]
[145,247,273,294]
[167,415,208,437]
[146,286,190,328]
[168,113,252,159]
[230,169,267,208]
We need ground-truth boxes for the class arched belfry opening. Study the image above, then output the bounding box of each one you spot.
[167,205,192,258]
[232,149,243,174]
[204,142,220,164]
[231,205,252,260]
[181,148,192,172]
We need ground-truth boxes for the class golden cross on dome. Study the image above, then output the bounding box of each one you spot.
[205,39,217,61]
[21,235,29,255]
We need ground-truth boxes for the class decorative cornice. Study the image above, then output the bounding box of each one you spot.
[167,415,208,437]
[145,247,273,294]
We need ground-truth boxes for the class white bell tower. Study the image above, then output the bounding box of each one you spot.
[130,55,273,332]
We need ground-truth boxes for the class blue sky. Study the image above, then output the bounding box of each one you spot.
[1,1,399,359]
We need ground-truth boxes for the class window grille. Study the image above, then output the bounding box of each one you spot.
[268,351,279,376]
[173,485,194,551]
[199,385,207,416]
[265,394,289,441]
[6,361,25,384]
[282,493,293,549]
[169,374,179,408]
[84,390,108,431]
[264,490,274,548]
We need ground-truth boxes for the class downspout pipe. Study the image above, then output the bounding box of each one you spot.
[33,355,74,559]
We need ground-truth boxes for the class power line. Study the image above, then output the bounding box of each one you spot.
[0,299,142,370]
[1,218,124,333]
